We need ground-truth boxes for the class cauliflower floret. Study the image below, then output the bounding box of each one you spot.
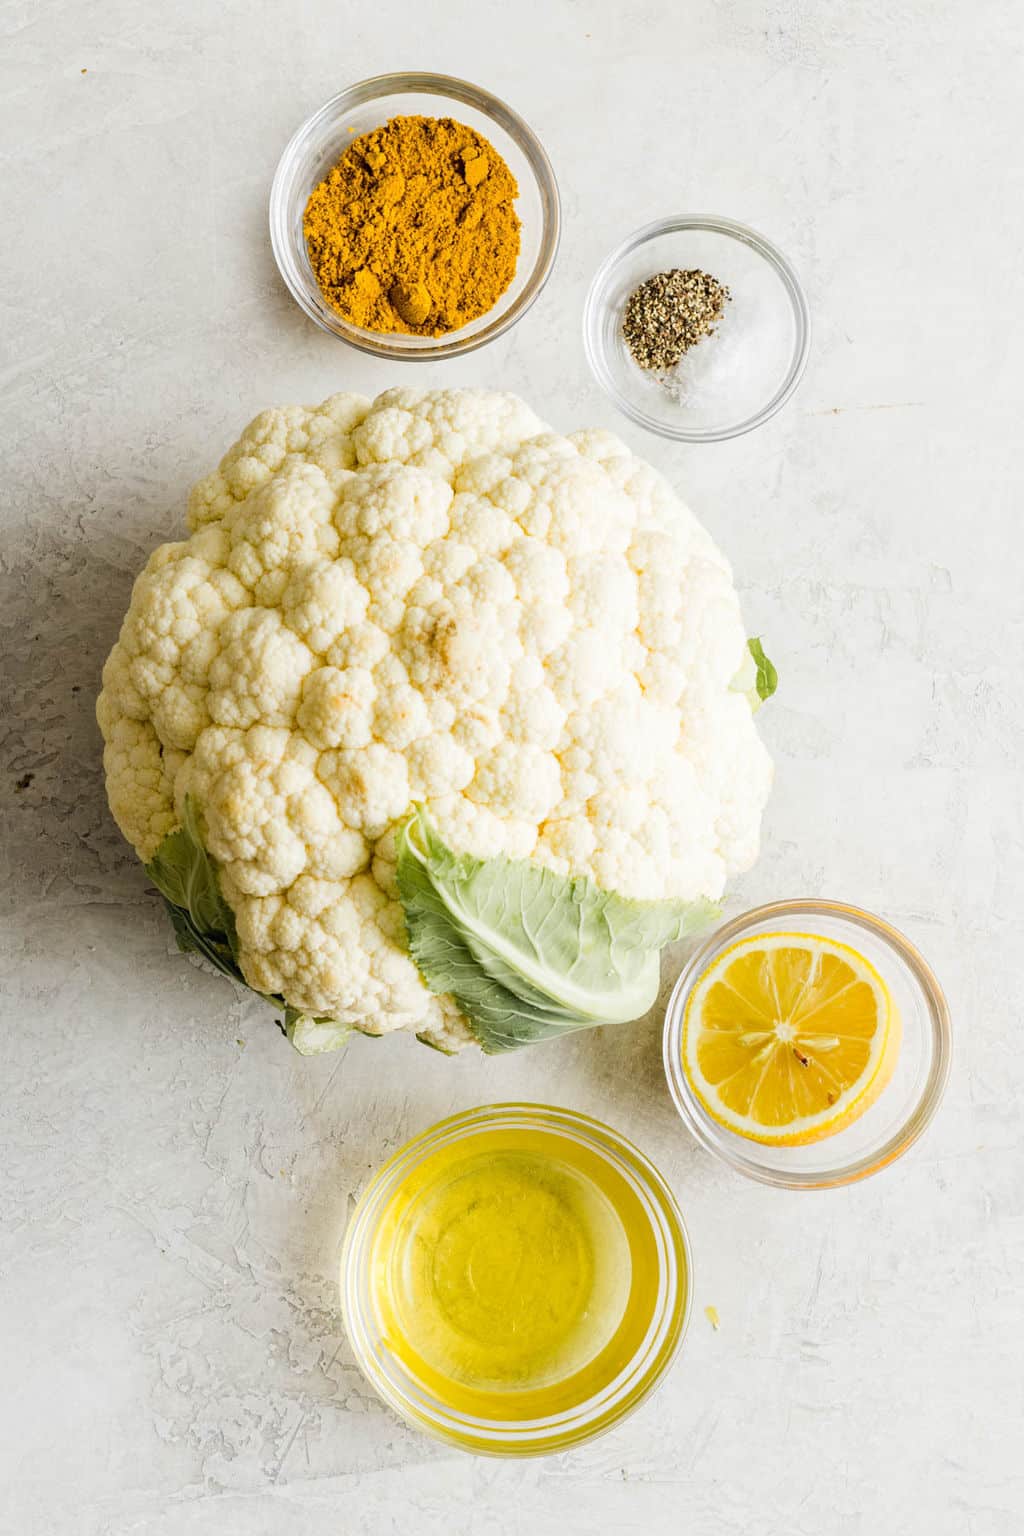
[468,741,562,824]
[98,387,773,1046]
[500,673,565,750]
[207,609,315,729]
[352,387,545,473]
[101,544,250,751]
[226,462,339,606]
[187,394,370,527]
[297,666,376,750]
[97,709,178,859]
[318,742,411,837]
[405,732,475,799]
[282,558,369,655]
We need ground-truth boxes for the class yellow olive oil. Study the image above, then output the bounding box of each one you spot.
[368,1124,665,1421]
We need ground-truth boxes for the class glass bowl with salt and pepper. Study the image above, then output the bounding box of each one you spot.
[584,215,810,441]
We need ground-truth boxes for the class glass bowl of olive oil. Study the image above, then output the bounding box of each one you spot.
[341,1103,691,1455]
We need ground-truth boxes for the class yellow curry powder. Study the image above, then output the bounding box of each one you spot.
[303,115,521,337]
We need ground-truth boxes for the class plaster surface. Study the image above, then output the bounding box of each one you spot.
[2,2,1022,1532]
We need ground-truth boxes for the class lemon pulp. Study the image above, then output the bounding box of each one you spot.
[368,1126,662,1420]
[682,931,899,1145]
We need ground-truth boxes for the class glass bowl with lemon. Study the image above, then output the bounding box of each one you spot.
[663,900,951,1189]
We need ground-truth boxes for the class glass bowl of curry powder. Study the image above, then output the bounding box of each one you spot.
[270,73,560,358]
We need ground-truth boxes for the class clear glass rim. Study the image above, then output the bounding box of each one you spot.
[269,72,561,360]
[582,214,811,442]
[662,899,952,1188]
[340,1102,692,1456]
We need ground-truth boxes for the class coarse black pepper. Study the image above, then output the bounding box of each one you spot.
[622,268,730,373]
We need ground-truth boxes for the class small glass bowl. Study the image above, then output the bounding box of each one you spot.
[663,900,951,1189]
[340,1103,691,1456]
[269,73,560,359]
[584,215,810,441]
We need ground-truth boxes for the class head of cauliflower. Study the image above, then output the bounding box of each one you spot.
[98,387,772,1051]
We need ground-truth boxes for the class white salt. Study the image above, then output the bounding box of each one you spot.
[660,285,793,422]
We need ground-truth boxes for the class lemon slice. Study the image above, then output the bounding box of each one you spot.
[682,932,900,1145]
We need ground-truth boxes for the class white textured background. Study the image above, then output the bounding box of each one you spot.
[3,1,1023,1532]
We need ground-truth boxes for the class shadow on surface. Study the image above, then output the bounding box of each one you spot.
[0,519,150,924]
